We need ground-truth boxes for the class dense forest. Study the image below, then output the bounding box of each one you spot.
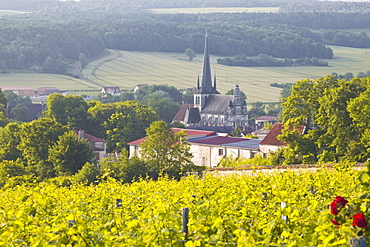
[2,0,370,74]
[217,53,328,67]
[0,12,357,74]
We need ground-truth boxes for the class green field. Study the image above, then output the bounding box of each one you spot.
[81,46,370,103]
[147,7,279,14]
[2,45,370,103]
[0,72,101,92]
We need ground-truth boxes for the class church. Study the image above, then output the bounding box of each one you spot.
[173,30,249,129]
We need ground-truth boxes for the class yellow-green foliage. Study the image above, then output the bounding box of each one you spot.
[0,169,365,246]
[219,154,275,167]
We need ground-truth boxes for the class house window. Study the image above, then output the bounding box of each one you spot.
[202,156,206,166]
[219,149,224,156]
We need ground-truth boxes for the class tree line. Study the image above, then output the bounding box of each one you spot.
[0,12,338,75]
[275,76,370,165]
[0,88,197,186]
[217,53,328,67]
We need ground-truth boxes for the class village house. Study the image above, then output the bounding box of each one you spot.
[37,87,60,96]
[127,128,261,167]
[133,84,148,93]
[76,130,107,161]
[101,87,121,96]
[254,116,278,128]
[1,87,35,97]
[188,136,261,167]
[259,123,306,155]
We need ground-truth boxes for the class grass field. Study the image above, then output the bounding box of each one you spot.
[0,72,101,92]
[147,7,279,14]
[81,46,370,103]
[2,45,370,103]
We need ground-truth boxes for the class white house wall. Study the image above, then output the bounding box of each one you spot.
[259,144,283,154]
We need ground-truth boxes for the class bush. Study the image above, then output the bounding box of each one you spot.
[3,175,39,189]
[0,160,26,186]
[73,162,100,185]
[100,153,148,183]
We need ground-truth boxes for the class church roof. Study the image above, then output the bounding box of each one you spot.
[186,107,201,124]
[201,95,233,114]
[173,104,193,122]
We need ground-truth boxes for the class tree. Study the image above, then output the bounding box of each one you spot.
[182,90,194,104]
[315,78,366,163]
[44,94,92,131]
[0,123,22,161]
[48,131,94,176]
[0,89,7,115]
[146,96,181,123]
[348,81,370,161]
[19,117,67,166]
[185,48,196,61]
[11,104,30,122]
[99,149,147,183]
[73,162,100,185]
[225,89,247,102]
[0,160,26,187]
[79,53,88,68]
[248,102,266,119]
[279,75,367,164]
[120,92,135,102]
[0,112,9,128]
[231,124,242,137]
[140,121,193,177]
[91,101,159,152]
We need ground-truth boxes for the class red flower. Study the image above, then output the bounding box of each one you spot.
[331,219,340,225]
[353,212,368,228]
[330,196,348,215]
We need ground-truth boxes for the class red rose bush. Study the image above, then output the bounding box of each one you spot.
[329,196,367,229]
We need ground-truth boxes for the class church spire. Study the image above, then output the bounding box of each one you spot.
[201,29,213,93]
[196,29,219,95]
[213,70,217,92]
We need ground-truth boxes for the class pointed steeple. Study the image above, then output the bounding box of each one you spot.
[197,75,200,90]
[213,70,217,93]
[195,29,219,95]
[201,29,213,93]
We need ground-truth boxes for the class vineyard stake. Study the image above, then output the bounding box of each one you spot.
[182,208,189,240]
[281,202,289,223]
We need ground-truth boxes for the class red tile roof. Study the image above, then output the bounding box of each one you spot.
[127,128,217,146]
[171,128,216,137]
[75,131,106,143]
[259,123,305,146]
[83,132,106,143]
[127,137,147,146]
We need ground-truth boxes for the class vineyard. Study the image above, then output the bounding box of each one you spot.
[0,168,368,246]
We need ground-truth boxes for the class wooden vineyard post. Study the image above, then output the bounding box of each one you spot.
[349,236,366,247]
[182,208,189,241]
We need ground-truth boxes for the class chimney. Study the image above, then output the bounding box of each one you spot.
[79,130,84,139]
